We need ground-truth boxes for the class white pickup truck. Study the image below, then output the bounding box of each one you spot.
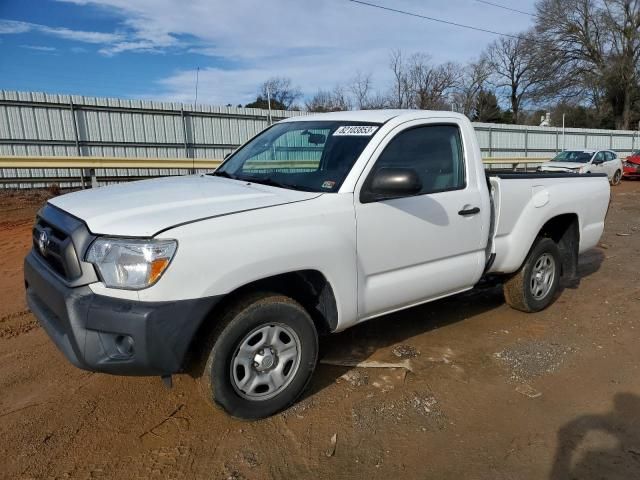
[25,110,610,419]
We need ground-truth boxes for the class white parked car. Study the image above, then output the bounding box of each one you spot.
[25,110,611,419]
[539,149,623,185]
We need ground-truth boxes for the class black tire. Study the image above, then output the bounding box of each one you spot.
[611,169,622,186]
[503,237,561,313]
[197,292,318,419]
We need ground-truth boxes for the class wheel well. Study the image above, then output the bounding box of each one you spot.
[222,270,339,334]
[186,270,338,367]
[537,213,579,278]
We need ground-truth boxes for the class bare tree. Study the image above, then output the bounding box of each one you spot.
[259,77,303,110]
[305,85,352,112]
[348,71,375,109]
[407,54,460,109]
[361,92,390,109]
[388,49,411,108]
[535,0,640,129]
[452,58,491,116]
[485,33,557,123]
[387,51,461,110]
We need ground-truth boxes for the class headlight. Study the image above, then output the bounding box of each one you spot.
[86,238,177,290]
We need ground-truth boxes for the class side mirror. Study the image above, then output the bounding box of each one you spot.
[592,157,604,165]
[362,167,422,203]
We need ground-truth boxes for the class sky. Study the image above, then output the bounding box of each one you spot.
[0,0,538,107]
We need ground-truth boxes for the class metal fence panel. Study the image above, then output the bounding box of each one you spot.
[2,90,640,188]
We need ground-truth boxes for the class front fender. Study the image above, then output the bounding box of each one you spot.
[138,194,359,330]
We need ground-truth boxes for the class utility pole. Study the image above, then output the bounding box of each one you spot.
[266,84,273,125]
[194,66,200,109]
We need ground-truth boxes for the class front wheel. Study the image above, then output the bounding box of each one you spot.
[611,169,622,186]
[503,237,561,313]
[197,293,318,419]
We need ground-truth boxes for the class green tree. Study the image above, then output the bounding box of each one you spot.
[245,96,287,111]
[473,89,502,123]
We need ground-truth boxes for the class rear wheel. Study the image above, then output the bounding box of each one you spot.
[503,237,561,313]
[196,293,318,419]
[611,169,622,186]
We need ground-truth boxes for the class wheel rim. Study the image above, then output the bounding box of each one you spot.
[230,323,302,401]
[529,253,556,300]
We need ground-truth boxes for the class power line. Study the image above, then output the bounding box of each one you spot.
[348,0,570,54]
[349,0,524,40]
[474,0,538,18]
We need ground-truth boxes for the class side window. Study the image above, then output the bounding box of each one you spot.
[368,125,465,195]
[594,151,605,162]
[606,151,616,161]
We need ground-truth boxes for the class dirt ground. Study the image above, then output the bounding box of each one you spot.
[1,181,640,480]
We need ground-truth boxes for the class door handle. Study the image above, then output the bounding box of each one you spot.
[458,207,480,216]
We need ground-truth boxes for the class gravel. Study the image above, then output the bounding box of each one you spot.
[351,390,447,432]
[494,340,577,382]
[392,344,420,359]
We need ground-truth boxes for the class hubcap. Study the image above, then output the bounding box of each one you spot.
[530,253,556,300]
[230,323,301,401]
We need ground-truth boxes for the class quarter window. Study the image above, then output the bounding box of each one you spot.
[368,125,465,195]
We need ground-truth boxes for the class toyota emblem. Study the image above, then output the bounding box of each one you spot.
[38,230,50,256]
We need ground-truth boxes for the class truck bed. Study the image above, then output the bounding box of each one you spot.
[485,171,610,274]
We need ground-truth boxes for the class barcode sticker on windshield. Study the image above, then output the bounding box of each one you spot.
[333,125,379,136]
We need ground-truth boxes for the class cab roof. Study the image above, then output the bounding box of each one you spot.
[279,109,469,124]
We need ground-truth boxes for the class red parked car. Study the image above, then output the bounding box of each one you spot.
[623,151,640,179]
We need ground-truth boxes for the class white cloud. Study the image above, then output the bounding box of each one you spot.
[20,44,57,52]
[10,0,539,104]
[0,20,31,34]
[148,47,397,106]
[0,19,123,44]
[98,40,166,56]
[38,24,123,43]
[55,0,538,103]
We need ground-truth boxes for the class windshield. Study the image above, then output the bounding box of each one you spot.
[212,121,381,192]
[551,151,594,163]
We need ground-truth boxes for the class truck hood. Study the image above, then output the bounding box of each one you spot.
[49,175,321,237]
[540,162,583,171]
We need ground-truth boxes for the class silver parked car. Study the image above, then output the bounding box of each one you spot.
[539,149,623,185]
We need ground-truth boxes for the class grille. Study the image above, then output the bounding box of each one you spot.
[32,217,82,280]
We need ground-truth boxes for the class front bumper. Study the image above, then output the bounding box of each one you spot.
[623,166,640,177]
[24,250,221,376]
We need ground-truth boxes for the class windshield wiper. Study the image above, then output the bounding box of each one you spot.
[239,175,314,192]
[210,170,237,179]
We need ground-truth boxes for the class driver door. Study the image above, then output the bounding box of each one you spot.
[355,121,487,321]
